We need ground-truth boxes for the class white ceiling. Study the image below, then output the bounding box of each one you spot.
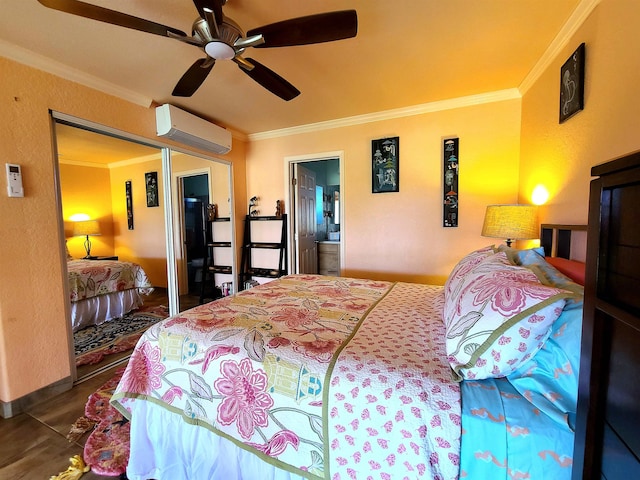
[1,0,585,138]
[55,123,160,165]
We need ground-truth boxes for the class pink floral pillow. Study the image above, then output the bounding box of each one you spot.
[443,252,573,381]
[444,245,495,299]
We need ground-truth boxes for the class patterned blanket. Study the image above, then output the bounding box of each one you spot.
[68,259,153,302]
[111,275,461,479]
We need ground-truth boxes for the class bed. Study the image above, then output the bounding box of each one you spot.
[68,258,154,332]
[111,230,586,480]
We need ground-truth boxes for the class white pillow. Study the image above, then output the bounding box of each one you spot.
[443,252,573,381]
[444,245,495,299]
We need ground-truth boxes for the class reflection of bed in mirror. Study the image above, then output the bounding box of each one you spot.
[68,258,154,332]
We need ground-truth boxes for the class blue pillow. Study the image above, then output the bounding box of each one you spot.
[497,245,545,265]
[505,251,583,431]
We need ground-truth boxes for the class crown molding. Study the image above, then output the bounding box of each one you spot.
[0,39,153,108]
[519,0,601,94]
[3,0,597,146]
[57,158,110,169]
[248,88,521,141]
[58,152,162,169]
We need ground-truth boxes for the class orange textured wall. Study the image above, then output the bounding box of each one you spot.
[59,163,115,259]
[246,99,522,285]
[0,57,246,404]
[109,157,168,287]
[519,0,640,221]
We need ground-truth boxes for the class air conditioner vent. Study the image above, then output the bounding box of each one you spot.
[155,104,232,155]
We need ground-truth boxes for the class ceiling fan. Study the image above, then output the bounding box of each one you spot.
[37,0,358,101]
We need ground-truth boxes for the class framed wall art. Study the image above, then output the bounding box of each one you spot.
[559,43,585,123]
[145,171,159,207]
[443,137,459,227]
[126,180,134,230]
[372,136,399,193]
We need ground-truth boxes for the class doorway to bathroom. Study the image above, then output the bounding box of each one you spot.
[285,152,343,276]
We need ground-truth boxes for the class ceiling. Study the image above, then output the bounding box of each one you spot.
[1,0,584,138]
[54,123,160,166]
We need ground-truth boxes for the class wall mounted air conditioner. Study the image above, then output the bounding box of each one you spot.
[155,103,232,155]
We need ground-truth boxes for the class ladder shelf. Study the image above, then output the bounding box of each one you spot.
[239,214,287,290]
[200,216,233,303]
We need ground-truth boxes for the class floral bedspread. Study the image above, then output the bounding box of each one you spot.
[111,275,461,479]
[68,259,154,302]
[328,282,461,479]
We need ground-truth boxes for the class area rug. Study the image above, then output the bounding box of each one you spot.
[75,305,168,367]
[69,367,130,477]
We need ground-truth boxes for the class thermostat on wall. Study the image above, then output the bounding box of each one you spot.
[6,163,24,197]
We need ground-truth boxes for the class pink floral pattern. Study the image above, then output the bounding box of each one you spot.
[328,283,461,480]
[465,258,563,317]
[67,259,153,302]
[83,368,130,476]
[112,277,464,479]
[444,245,495,299]
[112,275,394,478]
[214,358,274,440]
[119,341,165,394]
[444,252,572,380]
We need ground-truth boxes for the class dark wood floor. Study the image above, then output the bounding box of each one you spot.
[0,365,122,480]
[0,289,204,479]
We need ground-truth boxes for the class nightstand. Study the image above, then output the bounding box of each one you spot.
[85,256,118,261]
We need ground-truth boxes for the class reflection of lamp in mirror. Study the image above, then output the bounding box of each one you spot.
[481,205,538,247]
[73,220,101,258]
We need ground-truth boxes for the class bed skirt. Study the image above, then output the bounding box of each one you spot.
[126,400,306,480]
[71,289,144,332]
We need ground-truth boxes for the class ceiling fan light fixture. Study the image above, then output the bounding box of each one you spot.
[36,1,358,99]
[205,41,235,60]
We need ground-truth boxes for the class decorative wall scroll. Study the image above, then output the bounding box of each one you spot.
[145,171,159,207]
[372,136,399,193]
[126,180,134,230]
[559,43,585,123]
[443,137,459,227]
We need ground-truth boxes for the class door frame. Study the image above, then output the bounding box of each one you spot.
[173,168,211,297]
[283,151,344,274]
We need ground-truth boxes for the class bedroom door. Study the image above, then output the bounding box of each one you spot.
[294,163,318,274]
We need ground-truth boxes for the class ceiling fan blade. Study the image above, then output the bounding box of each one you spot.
[37,0,187,38]
[238,58,300,101]
[172,58,215,97]
[192,0,224,25]
[247,10,357,48]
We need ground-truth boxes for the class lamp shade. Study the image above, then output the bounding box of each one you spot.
[72,219,101,237]
[481,205,538,245]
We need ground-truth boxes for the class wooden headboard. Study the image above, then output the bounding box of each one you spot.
[540,224,588,262]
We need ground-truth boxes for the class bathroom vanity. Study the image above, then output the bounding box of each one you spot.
[318,241,340,276]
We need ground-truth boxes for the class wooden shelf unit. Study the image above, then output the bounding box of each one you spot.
[200,216,232,303]
[239,215,287,290]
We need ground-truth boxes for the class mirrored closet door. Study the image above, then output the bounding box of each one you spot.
[52,118,234,382]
